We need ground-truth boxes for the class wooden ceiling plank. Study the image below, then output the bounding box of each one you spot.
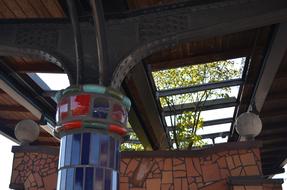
[27,0,51,18]
[0,0,16,18]
[15,0,38,18]
[0,104,27,112]
[40,0,64,18]
[3,0,26,18]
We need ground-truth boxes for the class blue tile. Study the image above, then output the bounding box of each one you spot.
[109,137,115,169]
[56,170,61,190]
[59,136,67,168]
[75,168,83,190]
[82,133,91,164]
[94,168,104,190]
[90,133,100,165]
[104,169,112,190]
[112,171,118,190]
[64,135,73,166]
[93,98,109,119]
[66,168,74,190]
[85,167,94,190]
[60,169,67,190]
[115,140,120,169]
[100,135,109,167]
[71,134,81,165]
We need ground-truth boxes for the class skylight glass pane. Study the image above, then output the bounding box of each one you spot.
[202,138,213,145]
[159,86,239,107]
[165,116,176,127]
[214,136,228,144]
[196,123,231,135]
[121,122,144,151]
[201,107,235,121]
[152,57,245,90]
[35,73,70,90]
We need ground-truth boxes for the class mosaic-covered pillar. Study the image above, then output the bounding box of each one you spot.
[55,85,130,190]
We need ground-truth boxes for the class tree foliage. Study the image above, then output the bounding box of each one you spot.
[121,131,144,151]
[153,59,244,150]
[121,58,244,151]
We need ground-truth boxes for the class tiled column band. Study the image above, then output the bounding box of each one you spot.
[55,85,131,190]
[57,132,120,190]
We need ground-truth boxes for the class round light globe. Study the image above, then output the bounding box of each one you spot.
[15,119,40,144]
[235,112,262,139]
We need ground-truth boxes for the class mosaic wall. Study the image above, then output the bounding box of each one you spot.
[10,148,58,190]
[9,142,282,190]
[120,148,263,190]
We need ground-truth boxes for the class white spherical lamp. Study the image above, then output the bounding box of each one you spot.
[235,112,262,140]
[15,119,40,145]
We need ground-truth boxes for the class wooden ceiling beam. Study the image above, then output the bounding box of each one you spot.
[0,104,28,112]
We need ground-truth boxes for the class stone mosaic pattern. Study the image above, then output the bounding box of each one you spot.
[120,148,263,190]
[233,184,282,190]
[10,151,58,190]
[9,144,282,190]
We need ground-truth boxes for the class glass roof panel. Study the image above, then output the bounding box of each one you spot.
[196,123,231,135]
[159,86,239,107]
[214,136,228,144]
[200,107,235,121]
[153,58,245,149]
[202,138,213,145]
[165,107,235,127]
[121,122,144,151]
[29,73,70,90]
[152,57,245,90]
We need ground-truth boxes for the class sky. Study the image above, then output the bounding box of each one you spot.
[0,134,17,190]
[0,66,286,189]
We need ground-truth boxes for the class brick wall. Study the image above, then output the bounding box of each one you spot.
[120,142,263,190]
[10,146,58,190]
[9,141,283,190]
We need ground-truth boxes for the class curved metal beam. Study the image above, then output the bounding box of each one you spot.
[110,0,287,88]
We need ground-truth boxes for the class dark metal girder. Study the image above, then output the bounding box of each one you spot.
[0,21,98,84]
[126,131,230,145]
[251,23,287,112]
[110,0,287,88]
[167,117,233,131]
[263,168,285,176]
[203,118,233,127]
[124,63,170,150]
[163,97,237,116]
[157,79,242,97]
[0,0,286,86]
[201,131,229,140]
[127,106,153,150]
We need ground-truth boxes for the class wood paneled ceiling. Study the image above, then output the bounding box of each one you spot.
[0,0,65,18]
